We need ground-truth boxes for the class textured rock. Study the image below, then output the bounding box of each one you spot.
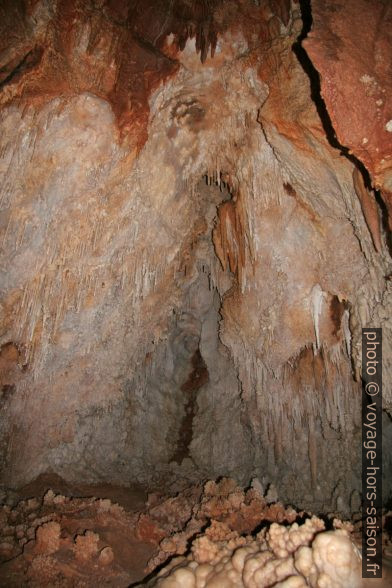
[34,521,61,555]
[143,478,301,573]
[144,515,362,588]
[73,530,100,561]
[0,486,157,584]
[0,0,391,519]
[303,0,392,222]
[3,479,382,586]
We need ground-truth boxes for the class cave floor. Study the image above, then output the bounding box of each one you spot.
[13,473,148,513]
[0,474,392,587]
[0,474,155,586]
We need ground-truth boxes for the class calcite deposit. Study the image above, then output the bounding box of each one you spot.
[0,484,156,585]
[4,477,389,587]
[1,477,392,586]
[139,478,300,573]
[0,1,391,577]
[146,517,362,588]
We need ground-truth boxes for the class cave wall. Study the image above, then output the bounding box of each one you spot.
[0,0,391,513]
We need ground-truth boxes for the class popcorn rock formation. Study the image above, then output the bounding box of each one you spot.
[0,0,391,562]
[0,478,373,587]
[147,518,362,588]
[0,483,155,585]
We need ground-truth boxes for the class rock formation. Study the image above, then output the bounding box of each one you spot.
[0,0,391,560]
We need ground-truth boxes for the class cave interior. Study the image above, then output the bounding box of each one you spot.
[0,0,392,586]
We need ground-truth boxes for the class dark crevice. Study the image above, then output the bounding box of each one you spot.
[0,47,44,91]
[132,32,179,64]
[375,188,392,258]
[171,349,209,464]
[293,0,390,254]
[127,520,211,587]
[292,0,346,157]
[329,295,345,338]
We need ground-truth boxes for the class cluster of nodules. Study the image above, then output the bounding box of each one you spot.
[0,490,130,586]
[136,478,362,587]
[0,478,366,587]
[136,478,299,573]
[147,520,362,587]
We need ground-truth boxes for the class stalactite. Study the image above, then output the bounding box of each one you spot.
[341,308,351,357]
[212,191,249,288]
[310,284,325,353]
[352,167,382,253]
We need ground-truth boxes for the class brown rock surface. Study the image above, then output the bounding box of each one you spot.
[0,484,156,585]
[34,521,61,555]
[0,477,391,586]
[303,0,392,221]
[0,0,391,541]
